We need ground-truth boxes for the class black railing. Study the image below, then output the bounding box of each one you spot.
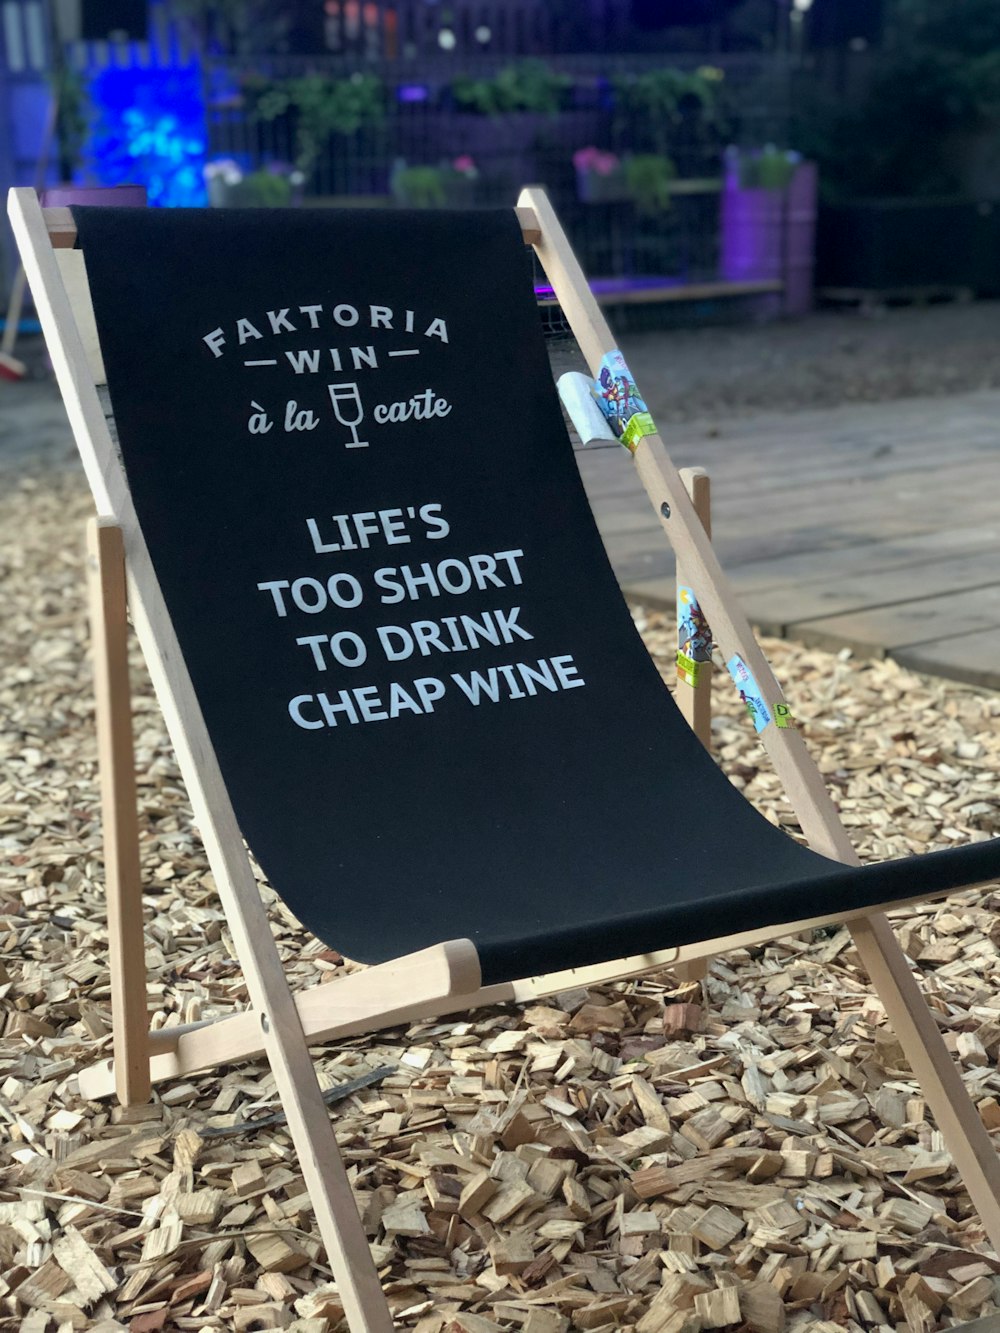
[203,52,791,284]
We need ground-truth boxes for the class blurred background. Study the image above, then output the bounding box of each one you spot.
[2,0,999,327]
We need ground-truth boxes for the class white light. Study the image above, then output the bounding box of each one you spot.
[475,25,491,43]
[792,0,814,11]
[438,27,456,50]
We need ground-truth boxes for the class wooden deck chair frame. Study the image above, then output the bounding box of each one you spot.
[10,184,1000,1332]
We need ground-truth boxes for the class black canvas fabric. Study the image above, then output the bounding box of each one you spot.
[73,205,1000,985]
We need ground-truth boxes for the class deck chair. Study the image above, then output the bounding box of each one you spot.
[11,185,1000,1332]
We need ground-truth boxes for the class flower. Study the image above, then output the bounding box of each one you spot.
[573,146,621,176]
[204,157,243,185]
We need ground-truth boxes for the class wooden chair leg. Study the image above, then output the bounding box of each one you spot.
[87,517,151,1106]
[674,467,712,989]
[850,912,1000,1252]
[675,466,713,749]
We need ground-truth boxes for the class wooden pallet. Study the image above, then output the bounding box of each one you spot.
[819,284,975,314]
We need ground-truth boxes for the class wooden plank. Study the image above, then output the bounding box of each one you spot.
[850,914,1000,1261]
[81,882,961,1096]
[80,938,481,1097]
[730,524,1000,596]
[56,250,106,385]
[674,466,711,987]
[895,626,1000,690]
[539,278,783,310]
[794,583,1000,656]
[47,203,542,249]
[675,467,713,748]
[680,431,1000,499]
[705,463,1000,538]
[44,204,76,247]
[751,551,1000,636]
[86,518,150,1106]
[573,397,1000,665]
[575,431,1000,543]
[641,390,1000,456]
[597,279,783,307]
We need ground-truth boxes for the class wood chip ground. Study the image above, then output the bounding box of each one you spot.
[5,471,1000,1332]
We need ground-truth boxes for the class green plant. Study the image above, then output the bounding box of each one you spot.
[794,0,1000,199]
[50,64,90,181]
[249,73,384,176]
[624,154,677,214]
[389,157,478,208]
[392,166,446,208]
[450,60,572,116]
[737,147,798,191]
[611,66,723,156]
[169,0,288,55]
[229,169,293,206]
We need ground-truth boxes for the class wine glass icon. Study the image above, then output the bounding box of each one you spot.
[327,382,368,449]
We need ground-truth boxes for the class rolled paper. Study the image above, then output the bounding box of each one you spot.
[558,371,617,445]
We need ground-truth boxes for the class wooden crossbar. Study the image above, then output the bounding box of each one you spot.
[41,203,544,248]
[79,882,964,1100]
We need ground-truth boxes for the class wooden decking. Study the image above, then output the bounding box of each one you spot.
[576,389,1000,688]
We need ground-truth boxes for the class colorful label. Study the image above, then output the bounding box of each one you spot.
[622,412,657,449]
[676,585,713,689]
[676,650,702,688]
[594,349,658,454]
[727,654,772,733]
[774,702,795,729]
[677,586,713,662]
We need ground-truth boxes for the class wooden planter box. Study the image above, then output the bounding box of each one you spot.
[720,162,818,316]
[575,169,629,204]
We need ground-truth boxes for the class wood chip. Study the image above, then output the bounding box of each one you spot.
[7,477,1000,1328]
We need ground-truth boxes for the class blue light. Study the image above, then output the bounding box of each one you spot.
[87,66,208,206]
[398,84,429,103]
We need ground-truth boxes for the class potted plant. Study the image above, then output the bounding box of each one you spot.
[246,71,385,187]
[449,60,572,117]
[573,146,626,203]
[720,146,818,315]
[444,61,574,188]
[204,159,303,207]
[574,147,677,215]
[389,157,479,209]
[624,154,677,215]
[610,65,725,159]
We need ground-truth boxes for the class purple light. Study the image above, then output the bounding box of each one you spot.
[534,277,686,302]
[398,84,429,103]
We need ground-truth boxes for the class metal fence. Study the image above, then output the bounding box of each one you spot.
[205,52,792,284]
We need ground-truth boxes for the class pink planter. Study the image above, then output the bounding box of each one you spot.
[720,169,783,283]
[720,162,817,317]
